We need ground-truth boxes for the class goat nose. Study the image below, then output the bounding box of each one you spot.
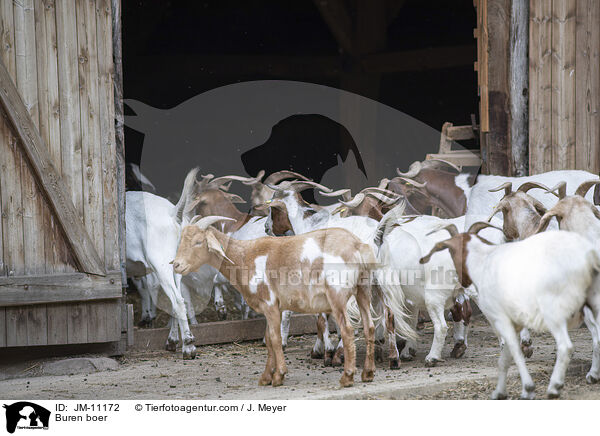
[172,261,180,269]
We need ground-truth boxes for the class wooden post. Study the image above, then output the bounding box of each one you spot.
[509,0,529,176]
[112,0,126,288]
[485,0,511,175]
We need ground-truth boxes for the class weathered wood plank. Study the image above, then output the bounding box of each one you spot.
[0,307,6,347]
[26,305,47,345]
[77,0,104,262]
[576,0,600,173]
[551,0,576,170]
[0,57,106,276]
[509,0,529,176]
[113,0,126,284]
[0,1,25,277]
[67,302,88,344]
[529,0,553,174]
[5,307,27,346]
[485,0,510,175]
[87,301,108,343]
[15,0,46,276]
[0,272,121,306]
[131,314,323,351]
[46,304,68,345]
[98,0,120,273]
[55,0,83,216]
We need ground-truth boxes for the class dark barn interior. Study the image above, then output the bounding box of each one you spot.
[123,0,478,194]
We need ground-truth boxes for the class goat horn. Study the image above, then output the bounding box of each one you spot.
[546,181,567,199]
[396,176,427,189]
[396,161,423,178]
[489,182,513,197]
[359,187,401,198]
[264,170,310,185]
[517,181,550,193]
[289,180,333,193]
[378,178,390,189]
[191,215,236,229]
[319,188,352,200]
[468,221,502,235]
[340,193,365,208]
[575,180,600,198]
[209,175,259,187]
[426,223,459,237]
[423,158,461,172]
[486,203,504,222]
[364,192,403,205]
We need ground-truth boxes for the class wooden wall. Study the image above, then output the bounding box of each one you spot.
[529,0,600,174]
[477,0,599,176]
[0,0,123,348]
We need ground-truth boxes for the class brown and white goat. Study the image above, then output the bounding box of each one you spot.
[486,181,549,240]
[172,216,377,387]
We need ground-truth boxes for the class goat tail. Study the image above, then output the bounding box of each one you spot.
[173,167,200,223]
[376,276,418,341]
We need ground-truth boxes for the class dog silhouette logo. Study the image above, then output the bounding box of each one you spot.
[3,402,50,434]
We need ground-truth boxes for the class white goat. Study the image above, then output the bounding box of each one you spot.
[375,208,504,365]
[420,222,600,399]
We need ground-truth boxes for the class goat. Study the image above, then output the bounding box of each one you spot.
[375,207,503,365]
[536,180,600,242]
[420,222,600,399]
[485,181,550,357]
[260,181,416,368]
[172,216,379,387]
[125,168,200,358]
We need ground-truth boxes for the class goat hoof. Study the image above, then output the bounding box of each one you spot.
[332,349,344,367]
[165,338,178,352]
[361,369,375,382]
[424,357,442,367]
[323,350,334,367]
[586,372,599,384]
[400,353,414,362]
[182,344,196,360]
[491,390,507,400]
[450,341,467,358]
[272,372,284,387]
[520,384,536,399]
[521,342,534,358]
[374,347,384,363]
[389,358,400,370]
[339,372,354,388]
[217,309,227,321]
[310,349,324,359]
[258,373,273,386]
[547,383,563,399]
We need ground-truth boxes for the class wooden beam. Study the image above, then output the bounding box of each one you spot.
[131,314,327,351]
[485,0,511,176]
[0,272,122,306]
[312,0,355,55]
[509,0,529,176]
[112,0,127,287]
[0,58,106,276]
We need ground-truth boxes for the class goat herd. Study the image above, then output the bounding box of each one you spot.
[126,159,600,399]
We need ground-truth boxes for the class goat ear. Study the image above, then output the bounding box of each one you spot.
[223,192,246,204]
[206,230,235,264]
[419,241,449,264]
